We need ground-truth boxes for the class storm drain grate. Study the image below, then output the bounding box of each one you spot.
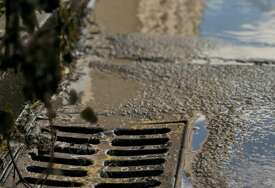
[2,108,187,188]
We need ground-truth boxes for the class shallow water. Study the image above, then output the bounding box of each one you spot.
[201,1,275,187]
[192,116,208,151]
[95,0,204,36]
[201,0,275,46]
[224,107,275,188]
[95,0,140,33]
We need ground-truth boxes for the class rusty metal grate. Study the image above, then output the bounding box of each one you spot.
[1,108,187,188]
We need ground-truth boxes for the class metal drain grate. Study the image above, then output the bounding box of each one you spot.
[1,108,187,188]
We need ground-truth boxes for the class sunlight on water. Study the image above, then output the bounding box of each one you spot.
[224,107,275,187]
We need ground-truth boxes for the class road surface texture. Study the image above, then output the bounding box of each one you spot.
[71,19,275,187]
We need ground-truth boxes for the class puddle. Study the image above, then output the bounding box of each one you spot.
[90,67,139,111]
[138,0,204,36]
[181,171,193,188]
[192,114,208,151]
[201,0,275,46]
[224,107,275,188]
[69,66,94,105]
[95,0,205,36]
[95,0,141,33]
[201,1,275,187]
[68,60,139,112]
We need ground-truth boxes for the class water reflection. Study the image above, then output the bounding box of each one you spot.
[226,10,275,46]
[225,107,275,187]
[95,0,205,36]
[138,0,205,36]
[201,0,275,46]
[245,0,275,11]
[192,114,208,151]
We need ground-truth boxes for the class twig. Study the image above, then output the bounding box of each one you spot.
[6,139,33,188]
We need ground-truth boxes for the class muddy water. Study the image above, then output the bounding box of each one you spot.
[89,68,140,111]
[138,0,204,36]
[95,0,141,33]
[69,60,140,113]
[95,0,205,36]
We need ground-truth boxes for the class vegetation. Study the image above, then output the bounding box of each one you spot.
[0,0,88,136]
[0,0,4,17]
[0,1,95,186]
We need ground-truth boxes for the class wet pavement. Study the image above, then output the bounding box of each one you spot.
[91,0,275,187]
[1,0,275,187]
[75,28,275,188]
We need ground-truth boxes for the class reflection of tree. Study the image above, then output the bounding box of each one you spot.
[0,0,4,16]
[138,0,205,36]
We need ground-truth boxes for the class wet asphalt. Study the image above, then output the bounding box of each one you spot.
[75,25,275,187]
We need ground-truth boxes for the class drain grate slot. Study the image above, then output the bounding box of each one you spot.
[95,180,161,188]
[23,177,83,187]
[26,166,88,177]
[30,153,93,166]
[104,158,166,167]
[57,136,100,144]
[100,170,164,178]
[114,128,171,136]
[54,126,103,134]
[107,149,169,156]
[54,145,96,155]
[112,138,169,147]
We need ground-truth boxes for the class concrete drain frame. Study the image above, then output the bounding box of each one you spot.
[1,106,187,188]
